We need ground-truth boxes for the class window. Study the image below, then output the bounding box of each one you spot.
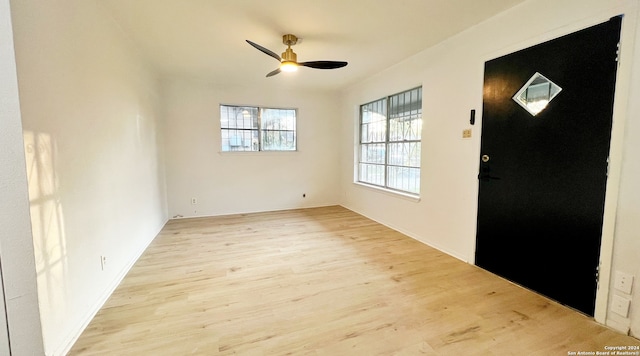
[513,72,562,116]
[220,105,296,152]
[358,87,422,195]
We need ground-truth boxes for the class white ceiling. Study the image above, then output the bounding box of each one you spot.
[101,0,527,91]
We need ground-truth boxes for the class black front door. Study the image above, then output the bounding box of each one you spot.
[475,17,622,316]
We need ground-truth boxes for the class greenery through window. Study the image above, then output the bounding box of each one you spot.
[358,87,422,195]
[220,105,296,152]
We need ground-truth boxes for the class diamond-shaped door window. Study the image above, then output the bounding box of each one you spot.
[513,72,562,116]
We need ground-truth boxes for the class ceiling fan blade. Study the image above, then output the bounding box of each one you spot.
[299,61,348,69]
[266,68,281,77]
[246,40,281,62]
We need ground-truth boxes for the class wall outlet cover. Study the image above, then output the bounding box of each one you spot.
[614,271,634,294]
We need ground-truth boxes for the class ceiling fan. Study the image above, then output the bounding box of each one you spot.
[246,34,348,77]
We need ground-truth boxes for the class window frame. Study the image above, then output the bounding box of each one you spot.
[357,87,422,196]
[220,104,297,152]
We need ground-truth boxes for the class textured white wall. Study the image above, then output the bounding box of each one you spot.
[163,78,341,218]
[0,0,45,354]
[10,0,168,354]
[339,0,640,335]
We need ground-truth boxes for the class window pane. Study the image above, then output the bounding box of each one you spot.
[389,116,422,141]
[387,142,421,167]
[360,99,387,143]
[221,129,259,151]
[262,108,296,130]
[360,143,386,164]
[389,87,422,141]
[387,166,420,194]
[389,87,422,120]
[220,106,258,129]
[261,108,296,151]
[262,130,296,151]
[220,105,259,152]
[359,163,385,186]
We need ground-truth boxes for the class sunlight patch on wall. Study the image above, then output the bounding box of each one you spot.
[23,131,69,330]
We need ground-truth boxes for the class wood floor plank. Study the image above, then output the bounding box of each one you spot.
[69,206,639,355]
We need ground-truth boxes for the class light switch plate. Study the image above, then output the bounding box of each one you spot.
[611,294,631,317]
[614,271,634,294]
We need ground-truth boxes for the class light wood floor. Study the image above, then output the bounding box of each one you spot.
[69,206,639,355]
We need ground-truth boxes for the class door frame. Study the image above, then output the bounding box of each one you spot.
[0,258,9,356]
[473,8,638,325]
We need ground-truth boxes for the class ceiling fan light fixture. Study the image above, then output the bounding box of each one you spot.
[280,61,298,72]
[246,34,348,78]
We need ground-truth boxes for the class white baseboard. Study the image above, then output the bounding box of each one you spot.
[606,317,631,335]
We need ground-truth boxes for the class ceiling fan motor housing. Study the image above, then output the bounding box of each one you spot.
[281,34,298,62]
[282,34,298,46]
[281,47,297,62]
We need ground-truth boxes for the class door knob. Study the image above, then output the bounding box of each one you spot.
[478,154,500,181]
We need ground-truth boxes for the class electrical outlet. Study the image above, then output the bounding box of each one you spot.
[462,129,472,138]
[614,271,634,294]
[611,294,631,317]
[100,255,106,271]
[191,197,197,205]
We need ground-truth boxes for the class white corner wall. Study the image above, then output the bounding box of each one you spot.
[10,0,168,354]
[609,2,640,336]
[0,0,45,354]
[340,0,640,337]
[163,78,341,218]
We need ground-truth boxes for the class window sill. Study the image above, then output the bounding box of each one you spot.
[353,182,421,202]
[218,150,298,156]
